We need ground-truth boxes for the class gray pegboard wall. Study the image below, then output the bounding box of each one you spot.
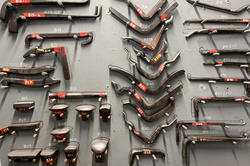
[0,0,250,166]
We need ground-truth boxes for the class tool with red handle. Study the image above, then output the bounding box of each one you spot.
[0,0,90,20]
[8,6,102,33]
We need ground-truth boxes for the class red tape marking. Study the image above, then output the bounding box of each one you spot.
[80,32,88,37]
[136,107,144,116]
[11,0,31,5]
[1,68,10,72]
[30,34,40,38]
[136,8,143,16]
[234,98,245,101]
[24,80,34,86]
[133,129,140,135]
[134,91,142,101]
[224,78,239,82]
[200,97,212,99]
[241,19,250,22]
[209,50,218,53]
[138,83,147,92]
[57,92,66,99]
[99,93,106,98]
[158,63,165,72]
[24,13,45,18]
[54,47,66,56]
[129,22,137,29]
[160,14,167,21]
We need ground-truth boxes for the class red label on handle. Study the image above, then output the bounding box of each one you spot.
[224,78,239,82]
[54,47,66,56]
[80,32,88,37]
[57,92,66,99]
[99,92,106,98]
[30,34,40,38]
[138,83,148,92]
[133,129,140,136]
[141,42,150,47]
[24,13,45,18]
[0,127,9,134]
[1,68,10,72]
[200,97,212,99]
[209,50,218,53]
[234,98,245,101]
[208,28,217,31]
[24,80,34,86]
[241,19,250,22]
[136,107,144,116]
[134,91,142,101]
[11,0,31,4]
[158,63,165,72]
[217,62,224,64]
[129,22,137,29]
[136,8,143,16]
[192,122,208,126]
[160,14,167,21]
[141,42,146,46]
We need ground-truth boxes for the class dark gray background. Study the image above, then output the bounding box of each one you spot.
[0,0,250,166]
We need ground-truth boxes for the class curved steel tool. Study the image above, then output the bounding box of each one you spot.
[199,48,250,56]
[188,74,250,83]
[0,65,55,76]
[185,23,250,38]
[91,137,109,162]
[0,77,60,88]
[40,146,58,165]
[185,0,250,14]
[192,96,250,117]
[121,0,167,20]
[9,6,102,33]
[133,41,168,65]
[123,97,175,122]
[182,133,250,166]
[13,100,35,111]
[0,121,42,139]
[122,21,172,51]
[184,18,250,24]
[122,111,177,144]
[203,61,250,72]
[188,73,250,96]
[176,119,246,143]
[8,148,42,163]
[24,46,70,80]
[25,31,93,47]
[0,0,90,20]
[112,81,183,110]
[109,65,185,95]
[126,48,181,80]
[129,148,165,166]
[109,1,178,34]
[48,91,107,103]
